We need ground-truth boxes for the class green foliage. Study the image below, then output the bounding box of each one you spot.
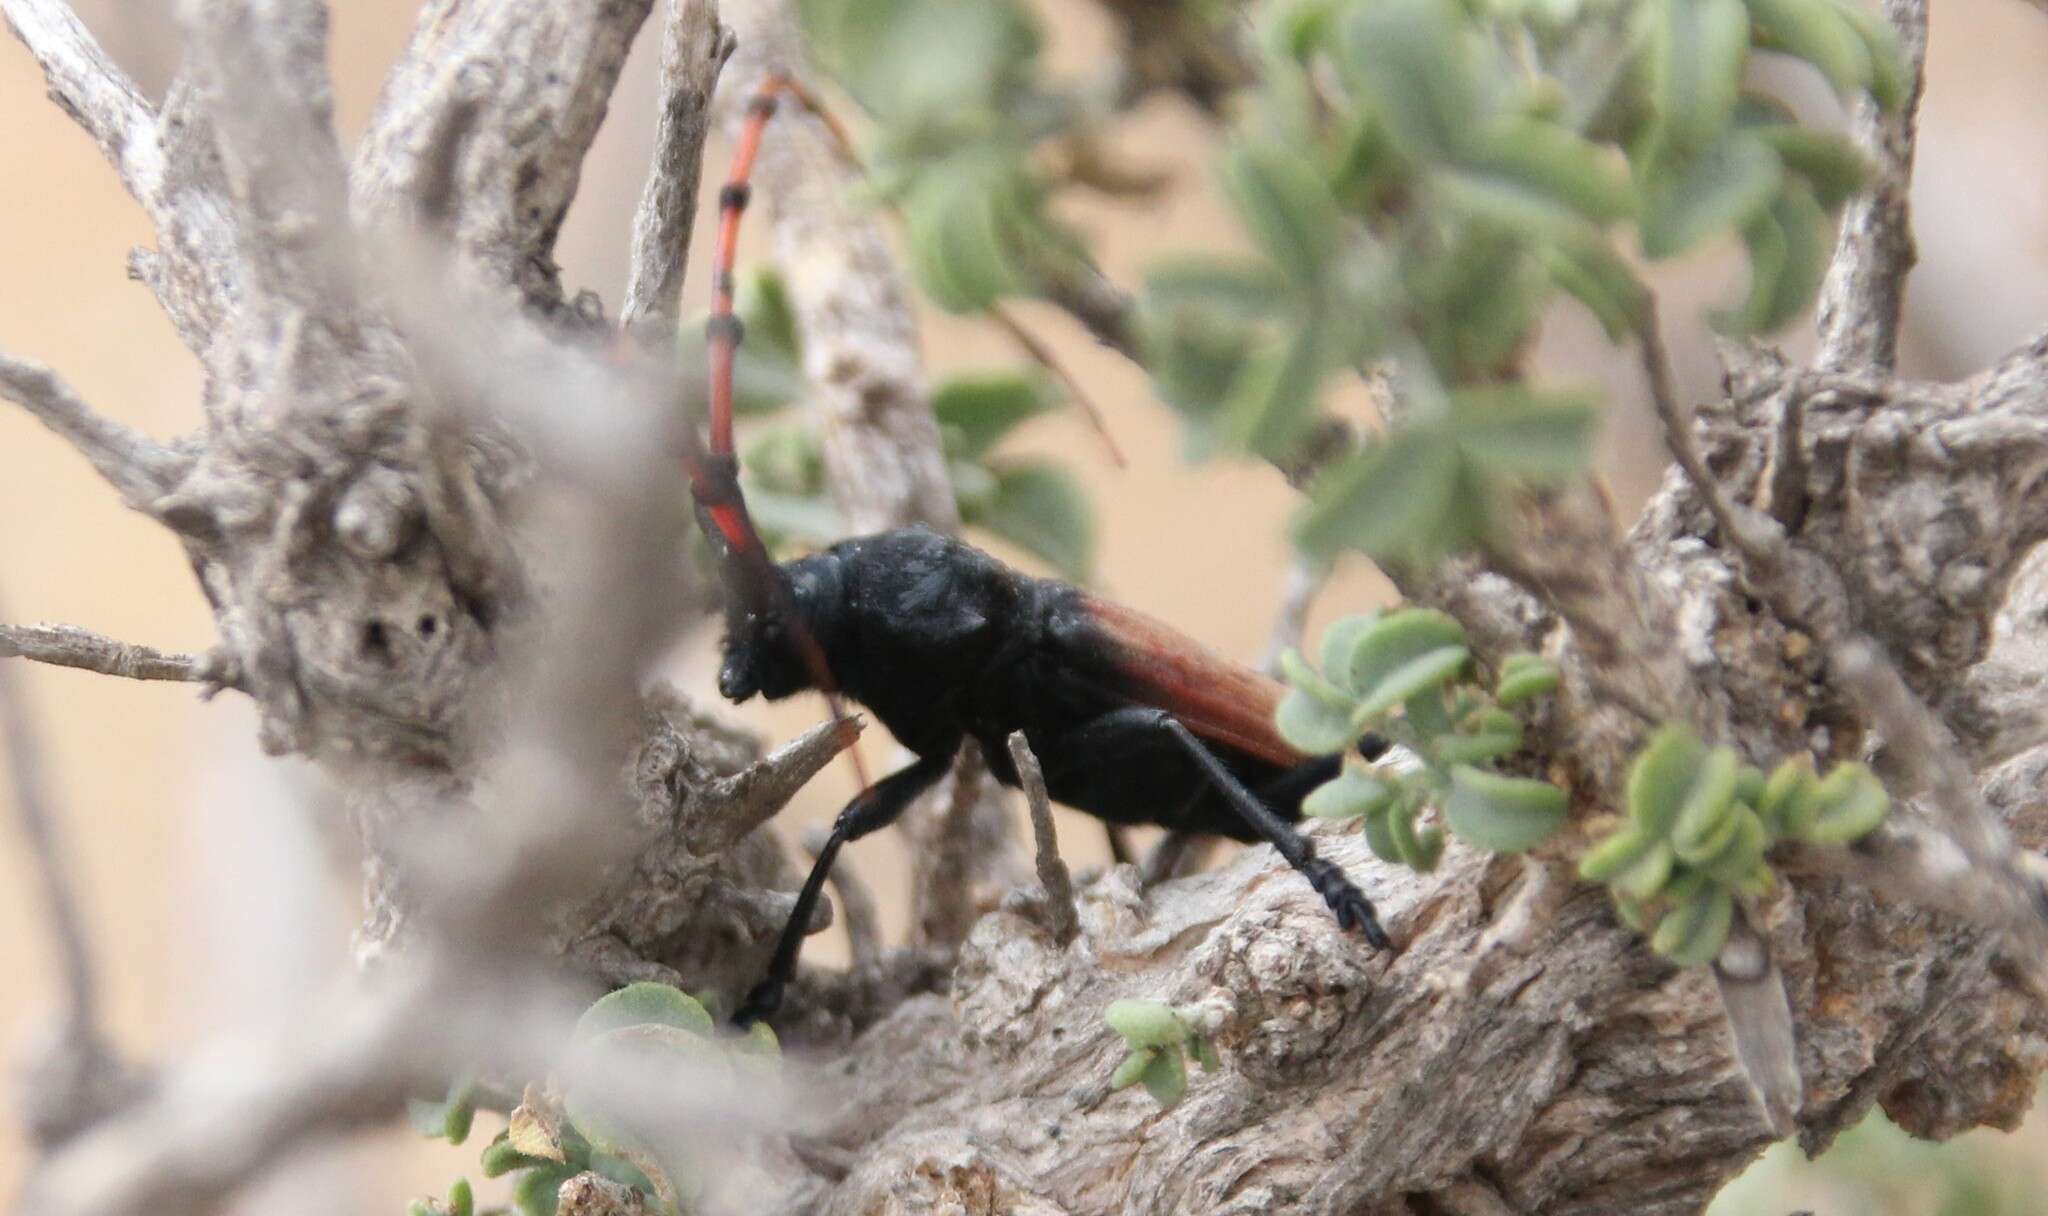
[1584,726,1889,965]
[1276,611,1567,869]
[406,1178,473,1216]
[408,1076,478,1145]
[1103,999,1222,1109]
[703,267,1097,579]
[798,0,1907,568]
[407,983,779,1216]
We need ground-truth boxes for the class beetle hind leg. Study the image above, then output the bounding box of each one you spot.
[1042,707,1391,950]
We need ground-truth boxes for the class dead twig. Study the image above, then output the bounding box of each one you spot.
[688,715,862,854]
[1261,558,1325,676]
[1813,0,1930,373]
[1007,731,1078,945]
[1,0,165,206]
[913,739,989,949]
[0,355,189,511]
[985,304,1127,467]
[0,623,225,686]
[0,588,137,1149]
[620,0,733,340]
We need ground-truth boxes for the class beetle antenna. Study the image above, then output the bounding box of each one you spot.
[686,72,871,791]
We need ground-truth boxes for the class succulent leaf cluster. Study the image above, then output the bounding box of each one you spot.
[1104,999,1223,1109]
[1277,609,1567,869]
[1582,725,1890,964]
[407,984,778,1216]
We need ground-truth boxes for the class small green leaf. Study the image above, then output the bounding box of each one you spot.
[968,460,1095,581]
[1213,335,1327,462]
[576,983,714,1043]
[1303,770,1398,821]
[1745,0,1872,99]
[1627,725,1708,835]
[1141,1043,1189,1107]
[1734,764,1768,809]
[1294,427,1462,562]
[743,426,826,497]
[1431,710,1523,765]
[1409,235,1548,381]
[737,267,801,360]
[1451,387,1599,484]
[1580,823,1662,882]
[1753,126,1870,209]
[1445,765,1569,852]
[1344,608,1468,697]
[1757,754,1818,837]
[1191,1035,1222,1072]
[1650,882,1735,966]
[1142,256,1296,320]
[1219,141,1343,286]
[1617,839,1678,900]
[736,1019,782,1065]
[1388,800,1445,871]
[1719,179,1828,335]
[1643,0,1750,159]
[1278,688,1362,755]
[1341,0,1493,159]
[1797,762,1889,845]
[1539,233,1649,339]
[1105,999,1187,1050]
[932,371,1060,460]
[446,1179,474,1216]
[1362,804,1404,863]
[1639,132,1783,259]
[1110,1048,1156,1090]
[1353,645,1470,723]
[407,1077,478,1144]
[1614,893,1656,932]
[1316,614,1381,691]
[1670,744,1742,860]
[511,1162,582,1216]
[729,344,807,416]
[1828,0,1908,110]
[482,1132,555,1179]
[1446,115,1638,229]
[1280,648,1354,710]
[1699,804,1771,884]
[904,165,1034,312]
[1496,652,1561,705]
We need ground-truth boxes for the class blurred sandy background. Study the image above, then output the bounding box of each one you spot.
[3,1,2046,1210]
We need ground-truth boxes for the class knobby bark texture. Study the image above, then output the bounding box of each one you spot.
[5,0,2048,1214]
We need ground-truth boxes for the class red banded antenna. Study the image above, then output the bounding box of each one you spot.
[693,73,872,793]
[707,75,791,458]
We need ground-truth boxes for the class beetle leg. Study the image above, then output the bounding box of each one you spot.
[734,749,956,1026]
[1059,707,1390,949]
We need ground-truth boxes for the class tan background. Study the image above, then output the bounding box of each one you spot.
[4,1,2047,1209]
